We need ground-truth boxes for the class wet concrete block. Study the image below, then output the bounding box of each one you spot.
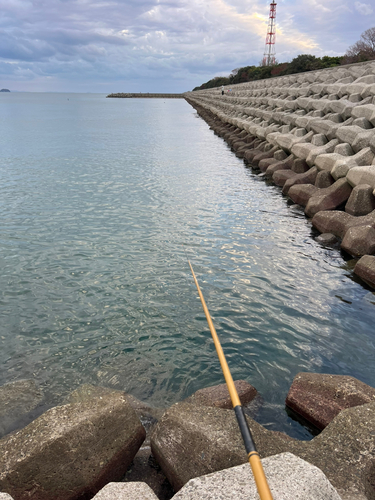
[305,178,352,218]
[354,255,375,289]
[345,184,375,216]
[286,372,375,430]
[288,184,319,206]
[341,225,375,257]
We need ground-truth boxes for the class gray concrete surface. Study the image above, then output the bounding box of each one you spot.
[92,482,159,499]
[172,453,342,499]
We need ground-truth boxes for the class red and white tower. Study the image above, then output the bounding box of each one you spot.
[263,2,277,66]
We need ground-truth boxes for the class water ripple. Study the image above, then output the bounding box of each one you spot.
[0,94,374,439]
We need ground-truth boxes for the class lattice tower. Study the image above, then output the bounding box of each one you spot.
[263,2,277,66]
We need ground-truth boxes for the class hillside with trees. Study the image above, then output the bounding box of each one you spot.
[193,27,375,91]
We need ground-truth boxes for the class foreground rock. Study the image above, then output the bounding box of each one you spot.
[172,452,342,500]
[285,372,375,430]
[0,392,146,500]
[66,383,164,445]
[184,380,257,409]
[0,380,43,438]
[304,178,352,218]
[151,400,375,499]
[67,384,172,499]
[354,255,375,289]
[92,482,159,500]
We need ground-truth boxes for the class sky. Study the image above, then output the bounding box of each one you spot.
[0,0,374,93]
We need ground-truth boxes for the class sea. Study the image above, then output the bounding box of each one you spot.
[1,92,374,440]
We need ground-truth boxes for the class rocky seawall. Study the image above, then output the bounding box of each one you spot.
[107,93,184,98]
[1,375,375,500]
[184,60,375,290]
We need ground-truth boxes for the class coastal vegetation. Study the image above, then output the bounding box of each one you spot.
[193,27,375,91]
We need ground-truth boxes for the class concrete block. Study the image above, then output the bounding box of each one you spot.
[347,166,375,189]
[354,255,375,290]
[305,178,352,218]
[0,392,146,500]
[370,133,375,154]
[273,169,297,187]
[331,148,374,179]
[276,130,314,152]
[311,133,328,146]
[0,495,14,500]
[282,167,318,195]
[315,153,342,173]
[309,118,344,141]
[288,184,319,206]
[185,380,257,409]
[341,225,375,257]
[290,142,316,161]
[345,184,375,216]
[291,158,310,173]
[173,453,342,500]
[259,158,279,172]
[92,482,159,500]
[315,171,334,188]
[286,372,375,430]
[273,149,288,161]
[352,103,375,125]
[315,233,339,245]
[336,126,374,153]
[353,117,373,129]
[306,139,339,167]
[334,143,354,156]
[312,210,354,239]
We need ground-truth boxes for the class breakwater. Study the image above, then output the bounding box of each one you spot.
[1,375,375,499]
[185,60,375,290]
[107,93,184,98]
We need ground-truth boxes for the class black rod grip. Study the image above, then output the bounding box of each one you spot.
[234,405,257,455]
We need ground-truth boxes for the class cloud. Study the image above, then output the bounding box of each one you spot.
[0,0,372,92]
[354,1,373,15]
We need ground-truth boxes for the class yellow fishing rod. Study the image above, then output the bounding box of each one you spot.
[189,261,273,500]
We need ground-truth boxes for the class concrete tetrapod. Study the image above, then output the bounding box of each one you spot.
[92,482,159,500]
[172,453,342,500]
[151,400,375,499]
[0,392,146,500]
[354,255,375,288]
[285,372,375,430]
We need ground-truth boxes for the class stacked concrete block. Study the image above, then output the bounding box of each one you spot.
[185,61,375,288]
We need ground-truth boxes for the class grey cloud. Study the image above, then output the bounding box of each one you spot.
[0,0,371,92]
[354,1,373,15]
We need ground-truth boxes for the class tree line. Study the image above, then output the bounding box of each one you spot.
[193,27,375,91]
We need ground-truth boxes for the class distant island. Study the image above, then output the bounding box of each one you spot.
[0,89,10,92]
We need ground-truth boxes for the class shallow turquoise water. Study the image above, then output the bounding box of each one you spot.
[0,92,374,439]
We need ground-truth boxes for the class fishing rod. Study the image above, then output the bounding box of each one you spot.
[189,261,273,500]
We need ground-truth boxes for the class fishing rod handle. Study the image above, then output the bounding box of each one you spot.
[234,405,274,500]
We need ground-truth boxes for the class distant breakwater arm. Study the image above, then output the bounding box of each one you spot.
[184,60,375,291]
[106,93,185,98]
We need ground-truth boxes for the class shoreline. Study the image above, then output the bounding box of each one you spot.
[184,59,375,291]
[1,374,375,499]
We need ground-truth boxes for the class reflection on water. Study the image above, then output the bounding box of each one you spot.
[0,93,374,440]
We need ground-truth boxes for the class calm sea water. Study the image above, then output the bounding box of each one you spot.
[1,92,374,439]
